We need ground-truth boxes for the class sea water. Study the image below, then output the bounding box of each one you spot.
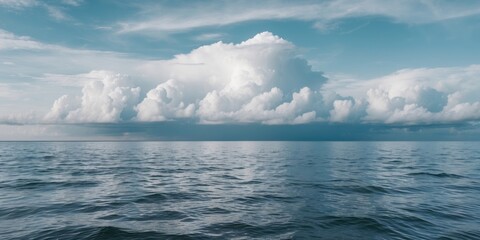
[0,141,479,239]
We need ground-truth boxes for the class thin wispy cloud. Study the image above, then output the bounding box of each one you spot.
[194,33,225,42]
[61,0,82,7]
[118,0,480,34]
[0,0,37,8]
[0,29,44,50]
[44,5,68,20]
[0,0,82,21]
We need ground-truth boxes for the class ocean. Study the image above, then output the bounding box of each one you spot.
[0,141,479,239]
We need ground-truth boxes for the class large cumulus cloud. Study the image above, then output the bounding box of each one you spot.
[45,71,140,123]
[44,32,480,125]
[136,31,326,124]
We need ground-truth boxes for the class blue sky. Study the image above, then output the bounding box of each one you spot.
[1,0,480,140]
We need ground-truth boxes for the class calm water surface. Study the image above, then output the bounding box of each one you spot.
[0,141,479,239]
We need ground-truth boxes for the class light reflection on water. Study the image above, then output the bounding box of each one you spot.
[0,141,479,239]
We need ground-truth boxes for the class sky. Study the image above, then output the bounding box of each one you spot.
[1,0,480,140]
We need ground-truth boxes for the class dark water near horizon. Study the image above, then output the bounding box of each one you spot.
[0,141,479,239]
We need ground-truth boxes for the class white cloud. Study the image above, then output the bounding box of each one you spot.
[330,99,359,122]
[194,33,225,42]
[0,29,151,120]
[0,0,36,8]
[0,0,81,21]
[43,32,326,124]
[45,71,140,123]
[61,0,82,6]
[197,87,322,124]
[4,31,480,126]
[137,32,326,124]
[118,0,480,34]
[328,65,480,124]
[0,29,45,50]
[135,79,195,121]
[260,87,319,124]
[45,5,67,20]
[0,28,145,79]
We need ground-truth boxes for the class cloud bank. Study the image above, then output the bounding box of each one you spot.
[326,65,480,124]
[46,32,327,124]
[40,32,480,126]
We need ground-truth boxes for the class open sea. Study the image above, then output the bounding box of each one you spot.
[0,141,479,239]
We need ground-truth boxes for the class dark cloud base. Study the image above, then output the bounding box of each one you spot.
[61,121,480,141]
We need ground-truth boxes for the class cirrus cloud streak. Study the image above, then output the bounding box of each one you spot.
[119,0,480,34]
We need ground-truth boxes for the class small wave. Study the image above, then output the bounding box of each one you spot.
[0,206,43,220]
[200,207,231,215]
[287,181,395,194]
[134,191,202,204]
[239,179,262,185]
[439,230,480,240]
[445,184,480,192]
[340,185,390,194]
[405,204,474,221]
[126,210,188,221]
[134,193,168,203]
[2,179,98,190]
[384,213,434,226]
[197,166,224,172]
[320,216,393,234]
[218,174,242,180]
[235,194,297,204]
[386,159,404,164]
[0,202,112,220]
[201,221,261,236]
[97,213,124,220]
[407,172,465,178]
[21,226,198,240]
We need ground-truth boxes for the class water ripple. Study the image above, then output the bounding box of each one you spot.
[0,141,479,239]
